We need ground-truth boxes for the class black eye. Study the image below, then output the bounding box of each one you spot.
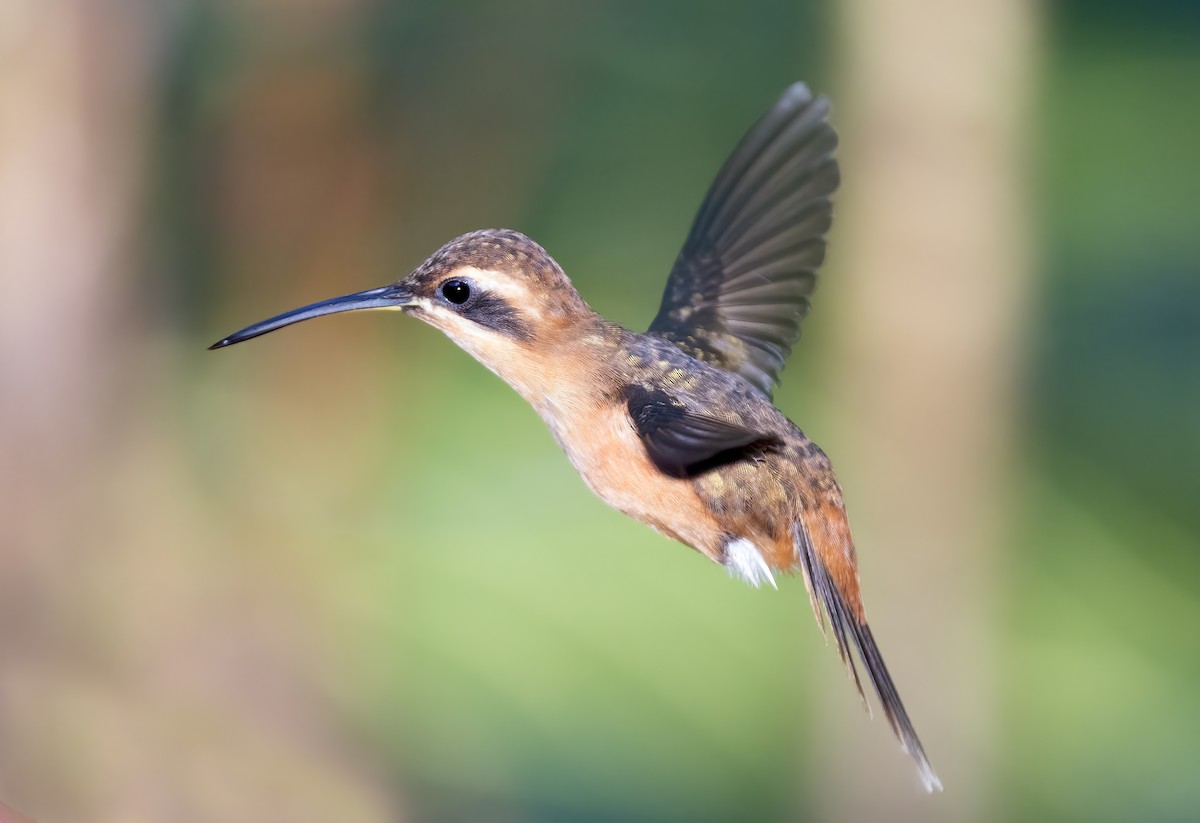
[440,279,471,305]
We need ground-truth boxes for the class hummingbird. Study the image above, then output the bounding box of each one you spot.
[211,83,941,791]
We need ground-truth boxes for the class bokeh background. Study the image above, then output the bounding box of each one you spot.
[2,1,1198,821]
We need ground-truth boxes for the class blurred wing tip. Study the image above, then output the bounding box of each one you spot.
[780,81,832,114]
[780,81,823,106]
[783,81,813,101]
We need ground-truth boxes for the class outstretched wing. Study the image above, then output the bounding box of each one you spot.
[647,83,839,398]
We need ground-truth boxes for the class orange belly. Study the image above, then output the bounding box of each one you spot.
[550,401,726,561]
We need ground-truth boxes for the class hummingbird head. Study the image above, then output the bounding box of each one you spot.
[397,229,595,355]
[210,229,606,394]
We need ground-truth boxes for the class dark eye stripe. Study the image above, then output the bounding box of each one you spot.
[460,293,534,342]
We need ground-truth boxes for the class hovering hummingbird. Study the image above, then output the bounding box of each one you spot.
[211,83,940,791]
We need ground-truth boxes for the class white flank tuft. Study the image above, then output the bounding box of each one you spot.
[724,538,777,589]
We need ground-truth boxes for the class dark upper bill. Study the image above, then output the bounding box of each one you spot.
[209,284,414,349]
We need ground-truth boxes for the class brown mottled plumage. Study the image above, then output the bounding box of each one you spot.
[210,84,941,791]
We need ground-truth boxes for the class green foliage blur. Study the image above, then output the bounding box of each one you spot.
[2,1,1198,821]
[1013,5,1200,821]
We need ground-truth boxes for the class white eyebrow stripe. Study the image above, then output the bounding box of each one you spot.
[445,266,542,321]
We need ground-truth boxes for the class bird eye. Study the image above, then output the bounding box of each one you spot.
[440,279,471,305]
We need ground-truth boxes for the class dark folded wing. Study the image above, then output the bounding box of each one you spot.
[647,83,839,397]
[626,385,773,478]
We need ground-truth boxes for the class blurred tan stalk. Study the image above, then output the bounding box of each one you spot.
[815,0,1038,818]
[0,2,396,820]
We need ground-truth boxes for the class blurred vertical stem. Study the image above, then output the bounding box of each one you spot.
[0,2,401,819]
[0,0,157,815]
[819,0,1038,818]
[0,2,151,512]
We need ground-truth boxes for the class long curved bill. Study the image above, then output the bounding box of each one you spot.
[209,284,415,350]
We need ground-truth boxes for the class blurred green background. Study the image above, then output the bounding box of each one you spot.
[2,1,1198,821]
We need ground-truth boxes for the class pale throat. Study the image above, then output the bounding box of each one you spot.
[427,300,618,428]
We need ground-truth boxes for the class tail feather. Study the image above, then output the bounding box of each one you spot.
[794,521,943,793]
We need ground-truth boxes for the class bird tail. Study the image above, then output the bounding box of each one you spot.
[793,516,943,793]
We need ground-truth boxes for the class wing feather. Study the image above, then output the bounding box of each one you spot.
[648,83,839,397]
